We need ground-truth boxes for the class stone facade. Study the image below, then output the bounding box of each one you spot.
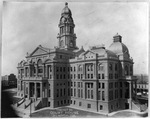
[17,3,137,114]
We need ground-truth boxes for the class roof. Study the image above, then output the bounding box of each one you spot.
[109,42,129,55]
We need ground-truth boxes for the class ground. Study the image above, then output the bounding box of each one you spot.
[31,107,107,118]
[2,88,148,118]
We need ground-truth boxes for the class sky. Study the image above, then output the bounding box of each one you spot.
[2,1,149,76]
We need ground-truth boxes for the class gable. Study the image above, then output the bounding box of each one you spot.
[84,50,96,59]
[30,47,48,57]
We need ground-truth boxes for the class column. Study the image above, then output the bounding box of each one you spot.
[135,81,137,100]
[35,65,38,77]
[35,82,37,101]
[40,82,42,99]
[28,82,30,99]
[83,64,86,79]
[28,66,30,77]
[45,65,47,78]
[129,82,132,99]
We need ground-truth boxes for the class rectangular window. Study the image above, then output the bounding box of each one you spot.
[87,104,91,108]
[78,89,80,98]
[63,67,65,72]
[81,74,83,79]
[100,105,103,110]
[74,74,76,79]
[88,74,90,79]
[74,82,76,87]
[64,74,66,79]
[120,82,122,87]
[102,74,105,79]
[78,82,80,87]
[71,88,73,96]
[102,83,105,89]
[74,89,76,97]
[102,91,105,101]
[98,91,101,100]
[68,88,70,96]
[91,90,93,99]
[81,82,83,88]
[79,102,82,106]
[88,90,90,98]
[98,74,101,79]
[91,74,93,79]
[91,83,93,88]
[78,74,80,79]
[81,89,83,98]
[99,83,101,88]
[60,67,62,72]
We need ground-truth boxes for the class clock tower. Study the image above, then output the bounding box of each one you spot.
[57,2,78,50]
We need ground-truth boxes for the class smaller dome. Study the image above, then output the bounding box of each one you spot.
[61,2,72,16]
[109,42,129,55]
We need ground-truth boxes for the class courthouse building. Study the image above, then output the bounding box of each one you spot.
[17,3,137,114]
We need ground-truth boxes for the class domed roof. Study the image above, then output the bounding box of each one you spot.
[109,42,129,55]
[61,2,72,16]
[108,33,130,56]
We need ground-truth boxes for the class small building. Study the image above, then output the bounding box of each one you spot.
[1,75,9,87]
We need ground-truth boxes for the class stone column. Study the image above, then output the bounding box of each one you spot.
[83,64,86,79]
[43,64,45,77]
[35,65,38,77]
[135,81,137,100]
[40,82,43,99]
[35,82,37,101]
[45,65,47,78]
[28,82,30,99]
[28,66,30,77]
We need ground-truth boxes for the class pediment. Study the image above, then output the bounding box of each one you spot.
[83,50,96,59]
[30,47,48,57]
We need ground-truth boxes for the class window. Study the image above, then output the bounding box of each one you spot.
[88,90,90,98]
[102,83,105,89]
[88,74,90,79]
[78,74,80,79]
[115,64,118,71]
[63,74,66,79]
[91,74,93,79]
[109,63,113,71]
[71,88,73,96]
[74,89,76,97]
[74,101,76,104]
[100,105,103,110]
[78,89,80,98]
[68,88,70,96]
[91,65,93,71]
[74,67,76,71]
[78,82,80,87]
[79,102,82,106]
[60,74,62,79]
[91,90,93,99]
[74,82,76,87]
[63,67,66,72]
[87,104,91,108]
[102,74,104,79]
[98,74,101,79]
[49,89,51,97]
[60,89,62,96]
[98,91,101,100]
[102,91,105,101]
[99,83,101,88]
[60,67,62,72]
[81,89,83,98]
[98,64,104,71]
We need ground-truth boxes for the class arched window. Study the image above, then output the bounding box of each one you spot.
[91,64,93,71]
[115,64,118,71]
[109,63,113,71]
[125,65,129,75]
[78,65,82,71]
[98,64,104,71]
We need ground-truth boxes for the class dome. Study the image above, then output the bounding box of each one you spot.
[61,2,72,16]
[109,42,129,55]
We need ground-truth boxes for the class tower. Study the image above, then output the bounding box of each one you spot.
[57,2,78,50]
